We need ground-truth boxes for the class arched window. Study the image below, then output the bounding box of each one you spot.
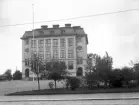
[76,67,83,76]
[25,69,29,78]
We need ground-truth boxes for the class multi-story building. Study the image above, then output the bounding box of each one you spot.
[21,24,88,78]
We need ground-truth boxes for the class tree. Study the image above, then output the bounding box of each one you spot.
[4,69,12,80]
[45,60,68,89]
[86,53,98,73]
[29,54,44,90]
[109,69,124,88]
[134,62,139,84]
[67,77,80,90]
[121,66,135,85]
[95,52,113,86]
[13,70,22,80]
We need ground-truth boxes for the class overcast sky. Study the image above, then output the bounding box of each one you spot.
[0,0,139,74]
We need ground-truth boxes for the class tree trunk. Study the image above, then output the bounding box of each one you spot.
[54,80,56,89]
[37,74,40,90]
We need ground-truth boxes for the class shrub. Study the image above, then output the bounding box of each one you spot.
[85,73,100,89]
[109,80,123,88]
[77,76,87,88]
[67,77,80,90]
[128,81,138,88]
[48,81,54,89]
[13,70,22,80]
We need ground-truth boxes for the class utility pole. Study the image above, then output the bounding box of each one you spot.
[32,4,35,81]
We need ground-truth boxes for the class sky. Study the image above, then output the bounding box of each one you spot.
[0,0,139,74]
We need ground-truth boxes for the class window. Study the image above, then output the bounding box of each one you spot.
[61,30,65,34]
[60,38,65,48]
[77,46,83,52]
[68,38,74,47]
[45,39,51,46]
[77,57,83,64]
[25,58,29,66]
[50,30,54,34]
[68,61,74,70]
[31,51,37,58]
[45,47,51,52]
[39,51,44,59]
[25,40,29,45]
[53,39,58,48]
[53,50,58,59]
[60,50,66,58]
[32,51,37,55]
[39,47,44,52]
[38,40,44,48]
[31,40,36,48]
[68,49,74,58]
[45,51,51,59]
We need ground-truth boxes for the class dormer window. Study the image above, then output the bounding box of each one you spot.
[50,30,54,34]
[39,31,44,34]
[61,30,65,34]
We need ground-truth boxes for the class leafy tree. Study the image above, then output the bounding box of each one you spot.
[109,69,124,88]
[4,69,12,80]
[95,52,113,86]
[29,54,44,90]
[13,70,22,80]
[134,62,139,73]
[121,66,135,85]
[45,60,68,89]
[86,52,113,87]
[133,62,139,82]
[67,77,80,90]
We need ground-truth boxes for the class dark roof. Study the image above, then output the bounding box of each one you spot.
[21,25,88,44]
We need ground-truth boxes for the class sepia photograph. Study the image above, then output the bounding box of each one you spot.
[0,0,139,104]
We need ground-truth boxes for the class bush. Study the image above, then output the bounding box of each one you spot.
[77,76,87,88]
[85,73,100,89]
[13,70,22,80]
[128,81,138,88]
[67,77,80,90]
[48,81,54,89]
[109,80,123,88]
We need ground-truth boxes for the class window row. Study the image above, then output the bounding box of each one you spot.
[31,49,74,59]
[30,38,74,48]
[50,30,66,34]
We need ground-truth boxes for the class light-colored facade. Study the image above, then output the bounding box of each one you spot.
[21,24,88,78]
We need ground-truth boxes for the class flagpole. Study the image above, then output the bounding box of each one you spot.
[32,4,35,81]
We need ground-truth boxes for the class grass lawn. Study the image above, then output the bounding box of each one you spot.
[0,80,65,95]
[6,87,139,96]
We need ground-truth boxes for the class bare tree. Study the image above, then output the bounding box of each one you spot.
[29,53,44,90]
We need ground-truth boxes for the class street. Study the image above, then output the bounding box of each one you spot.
[0,92,139,105]
[0,98,139,105]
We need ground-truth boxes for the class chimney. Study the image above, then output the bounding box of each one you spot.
[41,25,48,29]
[65,24,71,27]
[53,24,59,28]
